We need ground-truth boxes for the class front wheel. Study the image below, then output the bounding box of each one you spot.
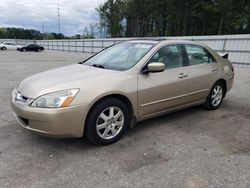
[204,81,225,110]
[85,97,130,145]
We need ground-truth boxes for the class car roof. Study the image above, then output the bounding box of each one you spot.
[125,40,159,44]
[125,39,199,45]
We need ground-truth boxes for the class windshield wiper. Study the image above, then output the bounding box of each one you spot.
[92,64,106,69]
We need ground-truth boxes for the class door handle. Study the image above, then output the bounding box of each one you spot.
[178,73,188,78]
[211,67,217,72]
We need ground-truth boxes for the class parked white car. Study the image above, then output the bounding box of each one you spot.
[0,42,22,50]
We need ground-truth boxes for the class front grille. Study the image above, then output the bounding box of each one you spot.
[19,116,29,126]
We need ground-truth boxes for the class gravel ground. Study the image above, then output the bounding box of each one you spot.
[0,50,249,188]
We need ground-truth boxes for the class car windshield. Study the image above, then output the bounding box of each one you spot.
[83,42,154,71]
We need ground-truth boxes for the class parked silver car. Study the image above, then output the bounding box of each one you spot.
[0,42,21,50]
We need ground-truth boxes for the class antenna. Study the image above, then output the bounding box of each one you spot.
[57,0,61,34]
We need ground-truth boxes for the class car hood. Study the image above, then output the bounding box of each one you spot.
[17,64,119,98]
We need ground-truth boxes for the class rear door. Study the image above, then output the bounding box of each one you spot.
[138,44,190,117]
[182,44,218,102]
[4,43,12,49]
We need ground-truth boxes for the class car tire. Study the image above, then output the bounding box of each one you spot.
[1,47,6,50]
[204,81,225,110]
[85,97,130,145]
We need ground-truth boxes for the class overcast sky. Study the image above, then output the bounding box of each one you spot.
[0,0,105,35]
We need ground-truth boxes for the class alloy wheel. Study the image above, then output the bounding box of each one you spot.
[96,106,124,140]
[211,85,223,107]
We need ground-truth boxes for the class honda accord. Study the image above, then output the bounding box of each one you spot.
[11,40,234,145]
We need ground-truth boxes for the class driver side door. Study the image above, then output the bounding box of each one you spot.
[138,44,190,118]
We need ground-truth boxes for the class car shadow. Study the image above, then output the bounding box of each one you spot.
[19,99,250,157]
[28,105,204,150]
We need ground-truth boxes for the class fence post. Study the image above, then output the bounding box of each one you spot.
[83,40,84,53]
[222,38,227,52]
[91,40,94,53]
[75,40,77,52]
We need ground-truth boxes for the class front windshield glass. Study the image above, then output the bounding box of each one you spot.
[84,42,154,71]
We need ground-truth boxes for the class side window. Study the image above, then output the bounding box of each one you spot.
[148,45,183,69]
[185,45,216,65]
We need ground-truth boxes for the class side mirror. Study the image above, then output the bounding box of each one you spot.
[142,62,165,74]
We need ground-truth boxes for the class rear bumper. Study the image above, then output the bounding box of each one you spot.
[11,100,88,138]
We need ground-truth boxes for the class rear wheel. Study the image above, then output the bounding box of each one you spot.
[204,81,225,110]
[1,47,6,50]
[85,97,130,145]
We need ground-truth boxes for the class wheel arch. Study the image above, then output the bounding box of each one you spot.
[214,79,227,98]
[83,93,136,135]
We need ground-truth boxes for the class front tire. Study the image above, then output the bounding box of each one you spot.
[85,97,130,145]
[204,81,225,110]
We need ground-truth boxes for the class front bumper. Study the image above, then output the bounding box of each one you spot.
[11,99,88,138]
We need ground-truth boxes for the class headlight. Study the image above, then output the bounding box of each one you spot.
[31,89,79,108]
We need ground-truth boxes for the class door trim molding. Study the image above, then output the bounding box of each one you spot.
[140,89,208,107]
[139,99,206,121]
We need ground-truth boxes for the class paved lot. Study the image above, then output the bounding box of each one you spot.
[0,50,250,188]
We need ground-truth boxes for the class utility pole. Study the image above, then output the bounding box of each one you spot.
[57,0,61,34]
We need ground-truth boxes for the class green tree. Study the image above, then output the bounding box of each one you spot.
[97,0,125,37]
[97,0,250,37]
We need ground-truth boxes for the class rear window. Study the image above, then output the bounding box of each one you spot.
[185,45,216,65]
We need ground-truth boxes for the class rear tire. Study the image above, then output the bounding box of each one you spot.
[204,81,225,110]
[85,97,130,145]
[1,47,6,50]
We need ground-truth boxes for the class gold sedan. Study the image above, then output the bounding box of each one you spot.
[11,40,234,145]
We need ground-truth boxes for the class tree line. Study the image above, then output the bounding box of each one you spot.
[97,0,250,37]
[0,27,63,39]
[0,27,94,40]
